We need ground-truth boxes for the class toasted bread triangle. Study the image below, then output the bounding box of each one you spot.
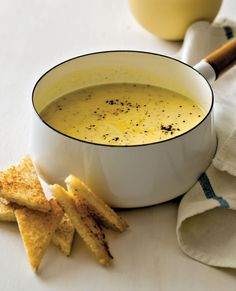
[0,156,50,212]
[51,184,113,265]
[15,199,63,271]
[52,213,75,256]
[66,175,128,232]
[0,198,16,222]
[0,199,75,255]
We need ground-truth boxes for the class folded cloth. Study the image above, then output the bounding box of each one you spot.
[177,166,236,268]
[176,20,236,268]
[214,130,236,176]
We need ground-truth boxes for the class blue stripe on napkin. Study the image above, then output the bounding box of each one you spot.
[199,173,230,208]
[223,26,234,39]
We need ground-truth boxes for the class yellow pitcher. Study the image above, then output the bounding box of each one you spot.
[128,0,223,40]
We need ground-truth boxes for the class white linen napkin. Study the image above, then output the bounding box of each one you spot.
[176,20,236,268]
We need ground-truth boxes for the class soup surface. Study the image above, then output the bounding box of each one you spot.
[41,83,204,145]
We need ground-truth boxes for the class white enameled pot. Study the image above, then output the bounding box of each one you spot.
[30,39,236,208]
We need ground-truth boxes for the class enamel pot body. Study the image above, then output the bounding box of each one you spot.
[30,51,217,208]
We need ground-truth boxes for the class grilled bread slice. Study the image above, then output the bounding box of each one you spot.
[65,175,128,232]
[15,199,63,271]
[51,184,113,266]
[0,199,75,255]
[0,198,16,222]
[52,213,75,256]
[0,156,50,212]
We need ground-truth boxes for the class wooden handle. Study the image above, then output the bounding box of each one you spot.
[205,38,236,79]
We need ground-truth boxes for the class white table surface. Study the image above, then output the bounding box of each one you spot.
[0,0,236,290]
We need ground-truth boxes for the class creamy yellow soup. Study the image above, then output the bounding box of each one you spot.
[40,83,204,145]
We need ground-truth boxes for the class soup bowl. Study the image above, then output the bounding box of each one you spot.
[30,39,236,208]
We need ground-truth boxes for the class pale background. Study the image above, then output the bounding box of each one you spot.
[0,0,236,290]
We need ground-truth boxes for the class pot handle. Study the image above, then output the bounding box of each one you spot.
[194,37,236,83]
